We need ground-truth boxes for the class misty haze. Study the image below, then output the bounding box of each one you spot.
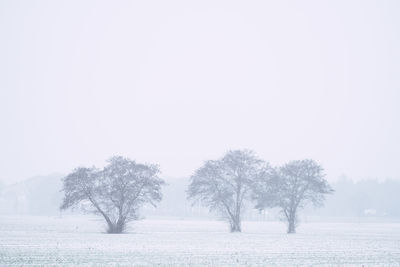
[1,0,400,266]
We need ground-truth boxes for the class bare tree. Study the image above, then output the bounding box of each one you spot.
[60,156,165,233]
[187,150,266,232]
[252,159,333,233]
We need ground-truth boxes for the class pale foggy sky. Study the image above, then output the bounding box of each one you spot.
[0,0,399,184]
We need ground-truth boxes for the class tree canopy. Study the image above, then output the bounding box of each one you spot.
[253,159,333,233]
[188,150,267,232]
[60,156,165,233]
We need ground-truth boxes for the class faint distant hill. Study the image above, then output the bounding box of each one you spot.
[0,173,63,215]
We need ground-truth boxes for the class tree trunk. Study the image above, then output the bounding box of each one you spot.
[107,223,124,234]
[230,195,242,232]
[88,197,124,234]
[287,217,296,234]
[230,218,241,232]
[107,218,126,234]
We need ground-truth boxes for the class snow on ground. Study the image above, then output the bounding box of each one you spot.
[0,216,399,266]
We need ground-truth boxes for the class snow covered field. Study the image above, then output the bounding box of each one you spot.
[0,216,399,266]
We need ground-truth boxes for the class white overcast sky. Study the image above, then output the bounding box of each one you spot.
[0,0,399,184]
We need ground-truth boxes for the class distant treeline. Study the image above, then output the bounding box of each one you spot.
[309,177,400,218]
[0,175,399,219]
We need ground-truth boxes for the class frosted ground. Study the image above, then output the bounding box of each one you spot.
[0,216,399,266]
